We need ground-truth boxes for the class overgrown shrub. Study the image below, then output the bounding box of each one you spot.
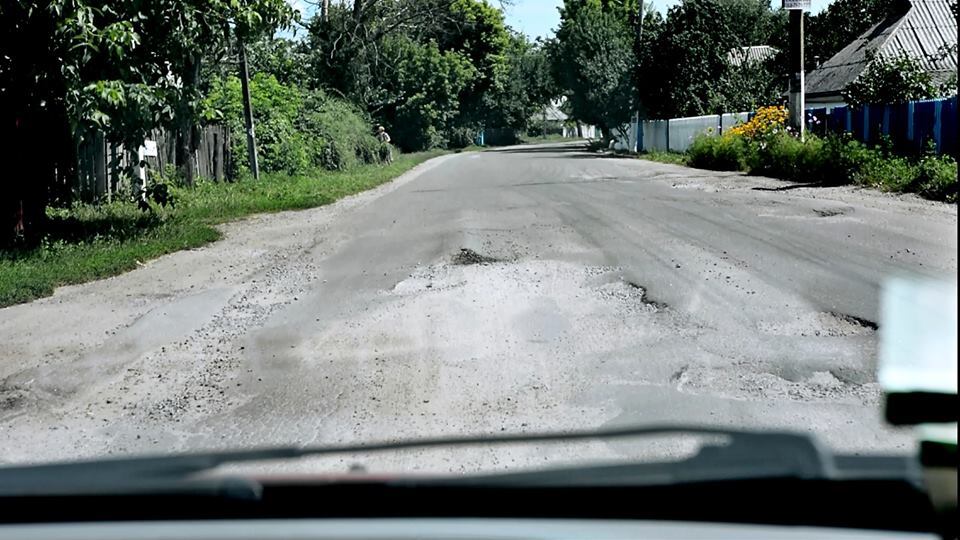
[852,155,917,191]
[912,154,958,203]
[680,127,956,203]
[748,132,827,181]
[817,134,877,185]
[205,74,385,175]
[447,127,477,149]
[688,133,749,171]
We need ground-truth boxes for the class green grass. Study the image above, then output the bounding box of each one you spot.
[520,134,584,144]
[637,150,688,165]
[0,151,444,307]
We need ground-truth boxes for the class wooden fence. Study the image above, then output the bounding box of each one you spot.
[74,125,231,203]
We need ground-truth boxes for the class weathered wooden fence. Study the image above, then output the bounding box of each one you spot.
[631,96,958,156]
[74,125,231,203]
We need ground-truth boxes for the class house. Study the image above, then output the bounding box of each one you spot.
[531,99,597,139]
[727,45,779,67]
[804,0,958,106]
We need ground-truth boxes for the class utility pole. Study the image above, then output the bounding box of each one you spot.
[636,0,645,152]
[239,40,260,180]
[321,0,329,22]
[785,0,808,138]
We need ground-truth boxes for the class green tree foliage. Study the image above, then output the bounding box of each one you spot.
[640,0,784,118]
[0,0,295,242]
[381,36,479,151]
[246,38,311,86]
[481,35,557,134]
[842,52,938,106]
[550,2,636,138]
[718,55,789,113]
[205,73,385,174]
[304,0,542,150]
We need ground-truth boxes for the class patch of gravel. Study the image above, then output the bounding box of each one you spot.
[757,312,877,337]
[672,366,881,405]
[452,248,501,266]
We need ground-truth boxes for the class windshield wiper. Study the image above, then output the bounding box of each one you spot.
[0,424,914,496]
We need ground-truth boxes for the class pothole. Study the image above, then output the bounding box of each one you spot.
[758,311,876,337]
[595,280,669,313]
[625,281,669,310]
[813,207,851,218]
[452,248,501,266]
[0,385,28,412]
[828,312,878,331]
[672,366,880,404]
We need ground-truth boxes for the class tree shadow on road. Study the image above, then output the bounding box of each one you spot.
[486,144,590,154]
[751,182,826,191]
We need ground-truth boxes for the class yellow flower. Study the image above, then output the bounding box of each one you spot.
[729,106,787,140]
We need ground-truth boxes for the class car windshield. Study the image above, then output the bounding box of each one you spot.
[0,0,957,477]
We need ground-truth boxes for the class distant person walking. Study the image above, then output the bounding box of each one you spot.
[376,125,393,163]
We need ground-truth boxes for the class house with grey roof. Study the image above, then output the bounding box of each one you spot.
[727,46,779,67]
[804,0,957,106]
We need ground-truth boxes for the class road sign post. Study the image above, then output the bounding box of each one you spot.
[784,0,809,138]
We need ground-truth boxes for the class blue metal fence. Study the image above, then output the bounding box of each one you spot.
[806,96,958,155]
[634,96,958,155]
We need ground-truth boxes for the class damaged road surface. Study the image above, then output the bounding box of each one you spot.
[1,143,957,471]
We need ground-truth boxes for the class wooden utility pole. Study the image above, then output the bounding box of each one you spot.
[785,1,807,138]
[239,41,260,180]
[321,0,330,22]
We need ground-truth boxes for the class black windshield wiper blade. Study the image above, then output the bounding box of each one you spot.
[0,424,838,495]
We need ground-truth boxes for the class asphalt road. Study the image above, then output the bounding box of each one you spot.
[1,143,957,473]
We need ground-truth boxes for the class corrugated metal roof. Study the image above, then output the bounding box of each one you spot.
[727,46,779,66]
[805,0,957,98]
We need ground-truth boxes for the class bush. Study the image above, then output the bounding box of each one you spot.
[913,155,958,203]
[446,127,477,149]
[205,74,385,175]
[680,124,956,203]
[688,133,749,171]
[852,155,917,191]
[300,90,384,170]
[817,135,878,185]
[748,132,827,181]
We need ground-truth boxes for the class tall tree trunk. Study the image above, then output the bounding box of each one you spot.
[321,0,330,22]
[2,109,56,246]
[176,54,201,187]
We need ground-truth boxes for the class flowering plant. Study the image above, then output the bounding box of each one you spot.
[727,106,788,140]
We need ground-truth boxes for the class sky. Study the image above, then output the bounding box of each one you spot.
[284,0,837,41]
[502,0,835,40]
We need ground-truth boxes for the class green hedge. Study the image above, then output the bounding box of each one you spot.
[686,132,957,203]
[205,74,389,176]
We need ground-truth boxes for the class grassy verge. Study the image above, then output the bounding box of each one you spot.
[636,150,688,165]
[520,134,583,144]
[0,151,445,308]
[684,132,958,203]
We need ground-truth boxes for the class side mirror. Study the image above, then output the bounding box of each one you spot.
[879,277,957,537]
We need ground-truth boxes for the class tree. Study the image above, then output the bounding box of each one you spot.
[131,0,295,186]
[640,0,785,118]
[304,0,517,148]
[0,0,294,243]
[482,35,557,133]
[842,52,938,106]
[550,2,636,139]
[381,36,478,150]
